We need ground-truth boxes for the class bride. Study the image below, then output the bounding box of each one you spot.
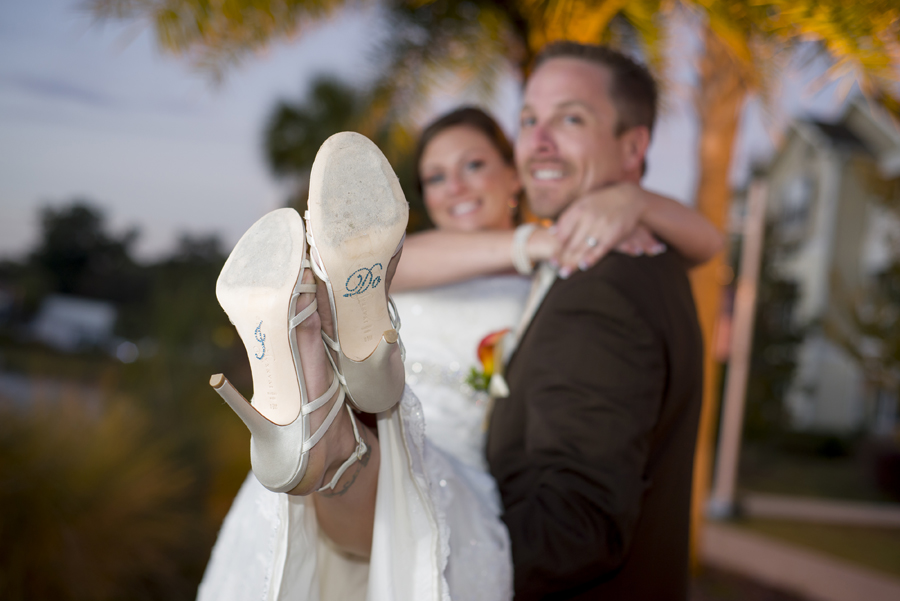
[197,108,721,601]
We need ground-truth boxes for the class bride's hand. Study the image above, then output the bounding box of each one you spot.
[552,182,648,276]
[616,225,666,257]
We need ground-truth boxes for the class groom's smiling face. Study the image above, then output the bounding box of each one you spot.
[515,57,644,220]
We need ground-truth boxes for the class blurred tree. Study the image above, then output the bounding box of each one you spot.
[122,231,247,518]
[30,202,147,305]
[267,77,362,177]
[831,177,900,435]
[265,77,365,210]
[829,257,900,435]
[118,233,228,345]
[264,75,431,228]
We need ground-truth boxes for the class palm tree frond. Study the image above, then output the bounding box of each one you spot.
[85,0,352,76]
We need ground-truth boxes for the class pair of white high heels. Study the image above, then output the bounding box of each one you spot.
[210,132,408,494]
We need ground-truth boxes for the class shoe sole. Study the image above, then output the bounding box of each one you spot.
[216,208,306,426]
[307,132,408,363]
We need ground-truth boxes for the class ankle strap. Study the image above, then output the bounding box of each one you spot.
[316,406,369,493]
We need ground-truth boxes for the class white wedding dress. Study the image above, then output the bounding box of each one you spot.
[197,274,531,601]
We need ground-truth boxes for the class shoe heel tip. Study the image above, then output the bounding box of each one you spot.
[383,330,399,344]
[210,374,226,388]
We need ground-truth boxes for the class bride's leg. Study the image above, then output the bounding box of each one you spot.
[291,266,380,558]
[309,250,404,558]
[312,426,380,559]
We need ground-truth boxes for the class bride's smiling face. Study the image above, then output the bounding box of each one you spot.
[419,125,521,232]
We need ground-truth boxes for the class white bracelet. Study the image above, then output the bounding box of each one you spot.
[512,223,537,275]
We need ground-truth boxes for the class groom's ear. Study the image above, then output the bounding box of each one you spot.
[619,126,651,175]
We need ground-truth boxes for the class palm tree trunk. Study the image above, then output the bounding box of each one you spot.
[689,24,749,568]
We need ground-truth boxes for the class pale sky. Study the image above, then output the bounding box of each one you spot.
[0,1,848,262]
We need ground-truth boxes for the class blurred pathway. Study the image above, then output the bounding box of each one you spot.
[692,566,809,601]
[702,521,900,601]
[742,493,900,527]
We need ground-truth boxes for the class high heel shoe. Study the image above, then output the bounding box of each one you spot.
[305,131,408,414]
[210,208,365,493]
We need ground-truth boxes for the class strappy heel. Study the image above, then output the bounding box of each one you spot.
[209,208,365,493]
[305,131,409,413]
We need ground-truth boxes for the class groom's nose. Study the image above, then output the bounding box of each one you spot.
[521,122,557,159]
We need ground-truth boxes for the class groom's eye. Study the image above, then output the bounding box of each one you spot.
[563,114,584,125]
[520,115,536,128]
[465,160,485,172]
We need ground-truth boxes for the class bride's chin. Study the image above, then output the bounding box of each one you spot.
[441,209,512,233]
[443,213,482,232]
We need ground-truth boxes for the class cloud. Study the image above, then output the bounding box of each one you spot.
[1,73,202,117]
[4,73,120,108]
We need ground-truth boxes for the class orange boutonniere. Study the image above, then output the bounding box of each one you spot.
[466,329,511,393]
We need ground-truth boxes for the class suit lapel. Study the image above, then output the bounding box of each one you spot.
[503,261,557,365]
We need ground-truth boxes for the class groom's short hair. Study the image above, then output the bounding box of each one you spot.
[532,41,658,138]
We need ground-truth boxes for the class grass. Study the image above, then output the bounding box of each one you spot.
[733,518,900,579]
[691,566,808,601]
[739,439,895,504]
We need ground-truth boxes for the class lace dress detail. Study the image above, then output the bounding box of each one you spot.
[198,275,529,601]
[393,275,531,470]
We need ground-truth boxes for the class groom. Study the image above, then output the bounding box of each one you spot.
[486,42,703,600]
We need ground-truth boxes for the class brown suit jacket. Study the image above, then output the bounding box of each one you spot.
[486,251,703,600]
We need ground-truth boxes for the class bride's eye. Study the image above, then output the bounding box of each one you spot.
[465,160,485,173]
[424,173,445,186]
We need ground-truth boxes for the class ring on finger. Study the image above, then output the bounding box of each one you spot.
[586,236,599,248]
